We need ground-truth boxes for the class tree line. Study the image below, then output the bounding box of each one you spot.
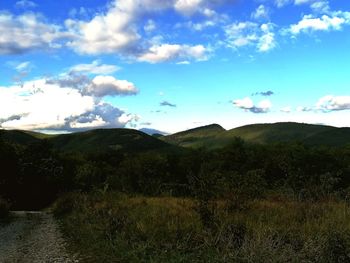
[1,136,350,210]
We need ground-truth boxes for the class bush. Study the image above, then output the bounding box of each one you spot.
[52,192,82,217]
[0,197,11,218]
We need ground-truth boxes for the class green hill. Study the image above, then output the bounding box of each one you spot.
[163,122,350,149]
[0,128,176,153]
[162,124,226,148]
[0,129,42,145]
[49,128,175,153]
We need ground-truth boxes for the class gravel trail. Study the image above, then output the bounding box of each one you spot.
[0,211,79,263]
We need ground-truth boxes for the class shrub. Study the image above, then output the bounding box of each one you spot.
[52,192,82,217]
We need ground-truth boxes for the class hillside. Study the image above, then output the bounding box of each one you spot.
[163,122,350,149]
[49,128,174,153]
[0,128,176,153]
[162,124,226,148]
[0,129,42,145]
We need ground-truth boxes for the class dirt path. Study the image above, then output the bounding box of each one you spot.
[0,211,79,263]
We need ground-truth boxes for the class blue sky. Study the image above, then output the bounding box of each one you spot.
[0,0,350,133]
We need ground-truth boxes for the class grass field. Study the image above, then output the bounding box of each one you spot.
[54,192,350,262]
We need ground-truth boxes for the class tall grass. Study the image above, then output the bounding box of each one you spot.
[54,192,350,262]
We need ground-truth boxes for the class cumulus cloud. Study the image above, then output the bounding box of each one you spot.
[225,21,276,52]
[316,95,350,112]
[0,79,94,130]
[0,79,138,132]
[233,97,272,113]
[290,13,350,34]
[174,0,204,16]
[86,76,138,97]
[160,101,177,107]
[138,44,209,63]
[64,0,207,56]
[70,60,120,75]
[0,12,68,55]
[64,0,225,60]
[47,73,138,97]
[46,73,91,90]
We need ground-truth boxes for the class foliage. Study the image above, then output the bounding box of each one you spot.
[56,193,350,262]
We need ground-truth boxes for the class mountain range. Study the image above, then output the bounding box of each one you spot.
[1,122,350,153]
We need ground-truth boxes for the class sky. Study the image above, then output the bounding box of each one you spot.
[0,0,350,134]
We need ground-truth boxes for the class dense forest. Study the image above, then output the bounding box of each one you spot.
[2,134,350,209]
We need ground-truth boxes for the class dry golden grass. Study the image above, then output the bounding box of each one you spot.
[54,193,350,262]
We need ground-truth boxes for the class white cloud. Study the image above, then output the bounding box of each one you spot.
[70,60,120,75]
[0,79,94,130]
[138,44,208,63]
[47,73,138,97]
[144,19,157,33]
[290,13,349,34]
[0,13,68,55]
[252,5,269,20]
[225,22,259,47]
[294,0,314,4]
[64,0,224,59]
[177,61,190,65]
[225,22,276,52]
[15,0,37,9]
[15,61,31,72]
[233,97,254,109]
[310,1,330,14]
[233,97,272,113]
[86,75,139,97]
[0,79,138,131]
[275,0,291,8]
[118,113,140,126]
[64,0,142,55]
[316,95,350,111]
[258,23,276,52]
[174,0,203,16]
[70,115,106,129]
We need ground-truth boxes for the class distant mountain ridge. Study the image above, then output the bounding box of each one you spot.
[0,128,175,153]
[1,122,350,152]
[162,122,350,149]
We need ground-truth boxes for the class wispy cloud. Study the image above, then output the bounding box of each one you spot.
[160,101,177,107]
[70,60,120,75]
[15,0,37,9]
[252,90,274,96]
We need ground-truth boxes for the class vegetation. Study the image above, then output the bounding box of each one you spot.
[54,193,350,262]
[162,122,350,149]
[1,123,350,261]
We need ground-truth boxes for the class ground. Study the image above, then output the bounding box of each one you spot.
[0,211,79,263]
